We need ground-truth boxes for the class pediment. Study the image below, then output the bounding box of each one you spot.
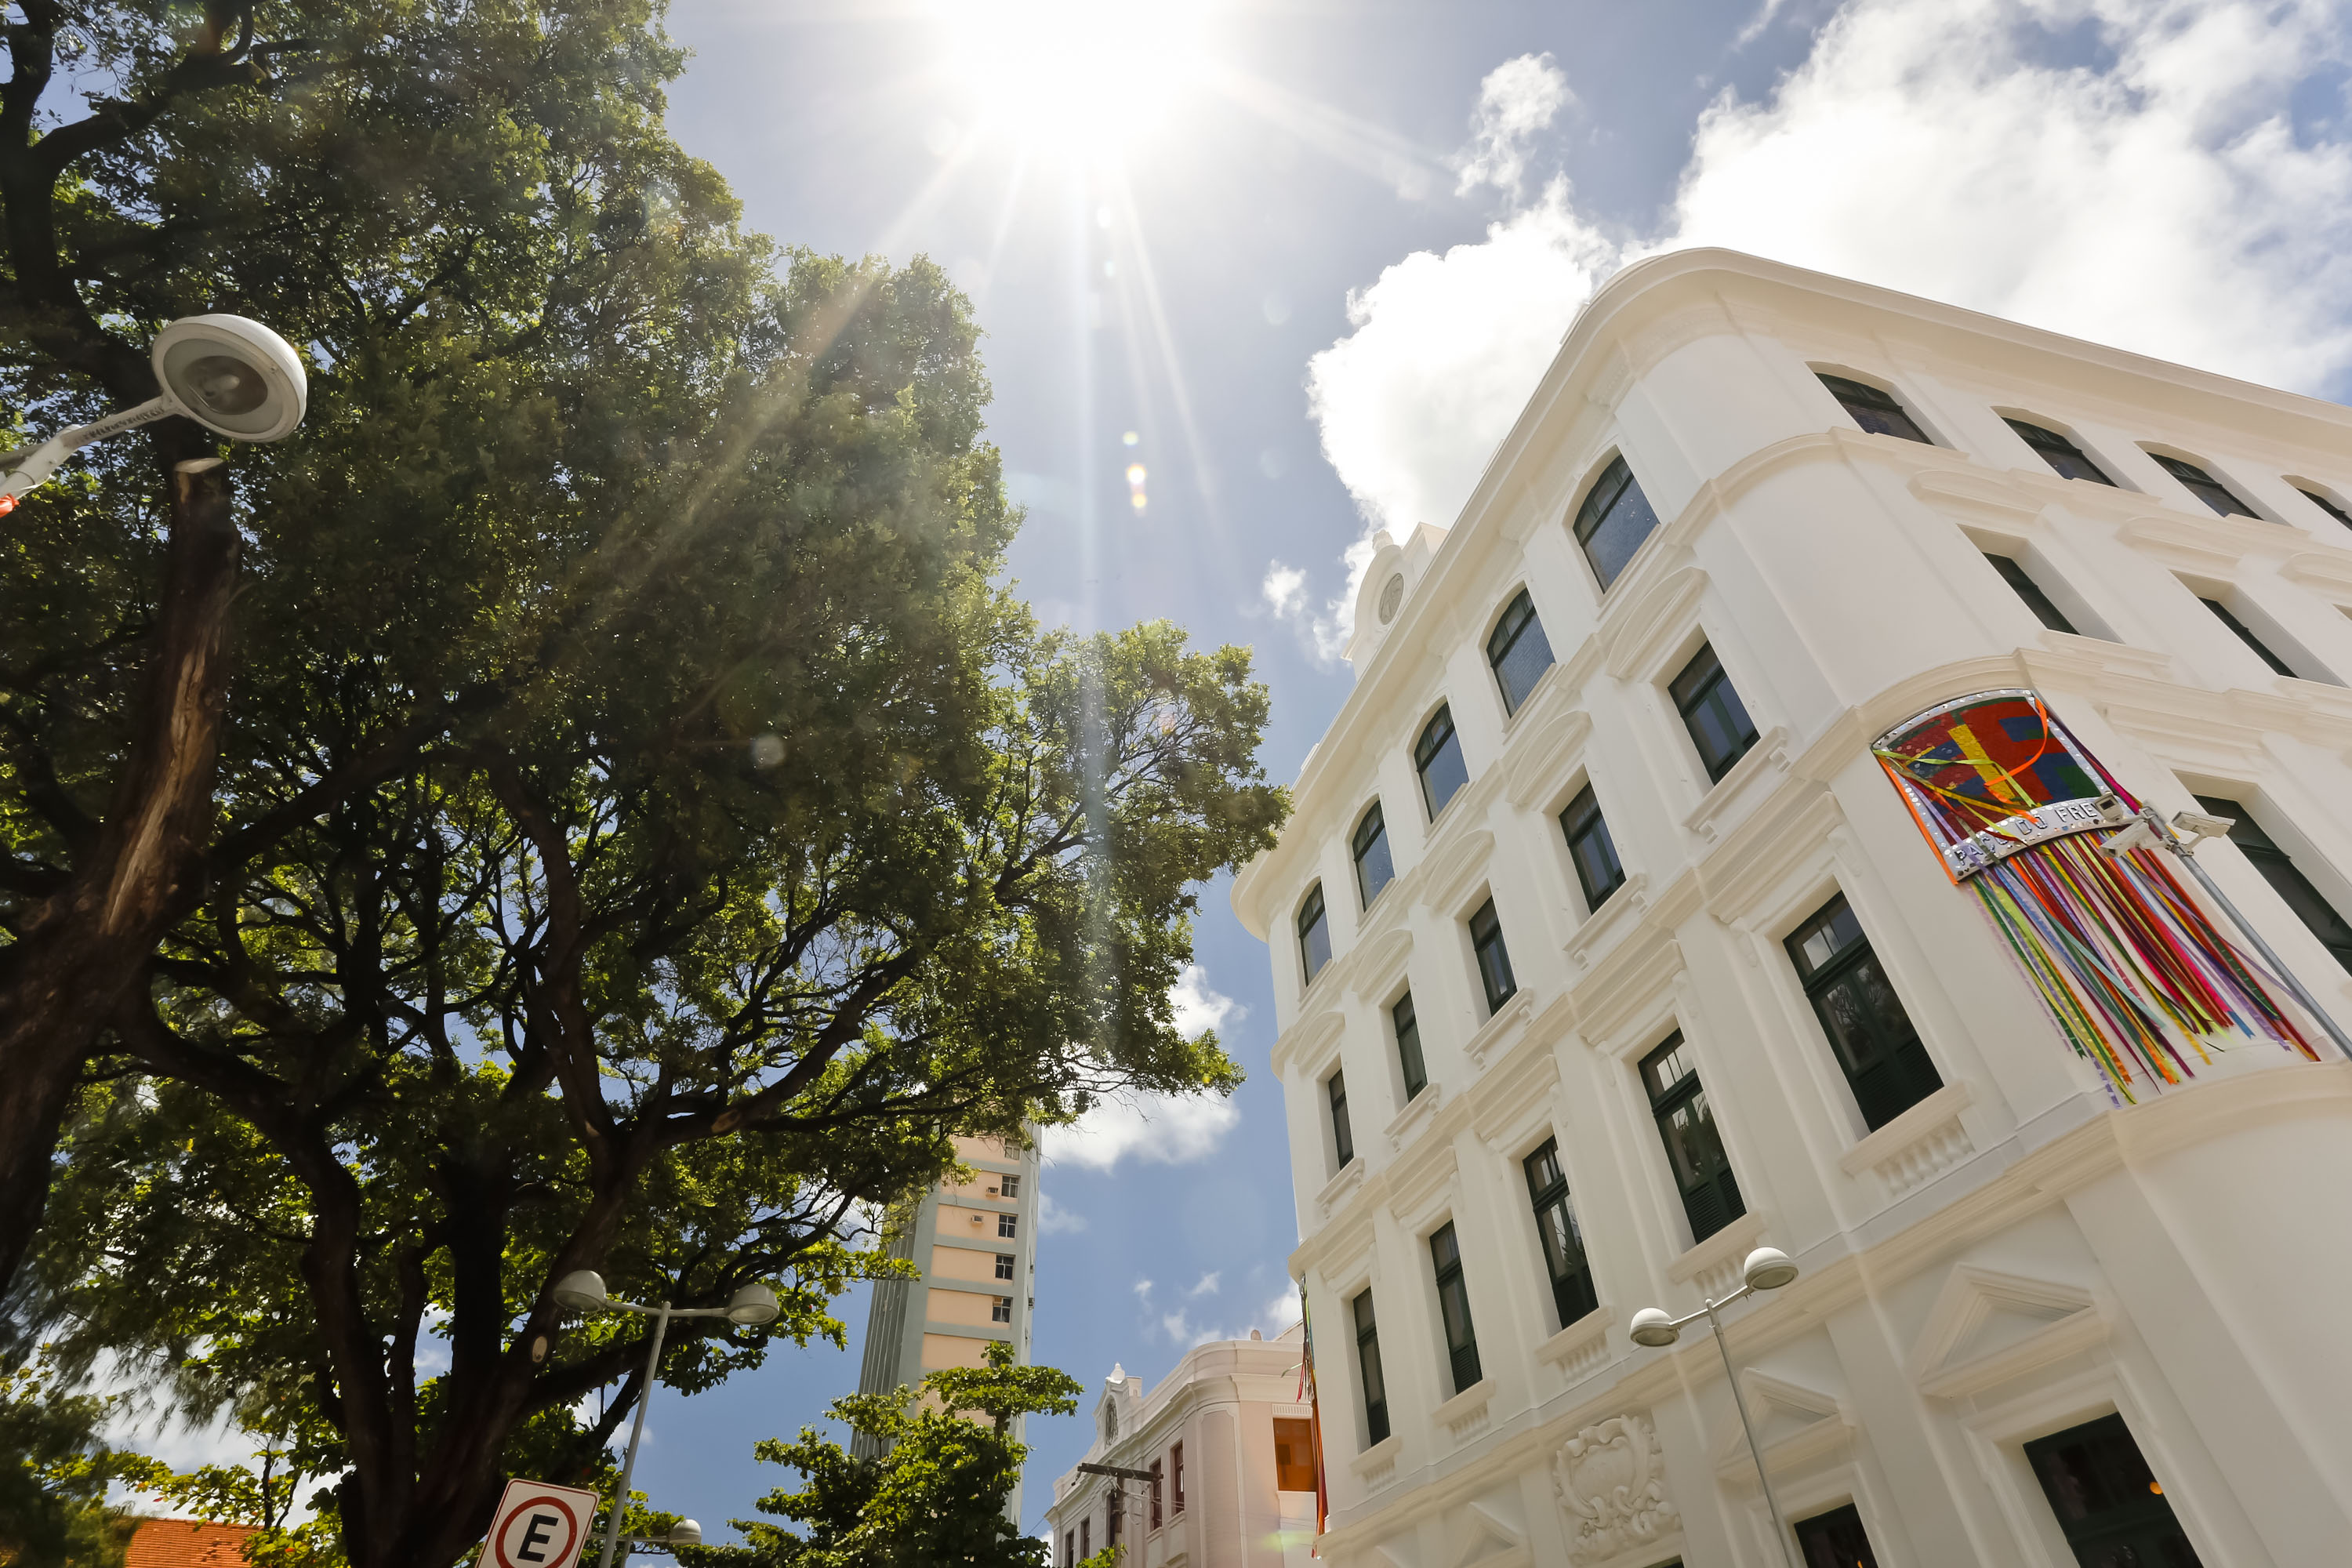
[1601,565,1709,681]
[1908,1265,2106,1399]
[1907,468,2045,528]
[1420,829,1497,918]
[1444,1501,1530,1568]
[1711,1370,1851,1486]
[1350,926,1414,996]
[1504,706,1592,808]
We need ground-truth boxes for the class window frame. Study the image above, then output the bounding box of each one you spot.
[1785,891,1944,1132]
[1523,1136,1598,1330]
[1484,587,1555,715]
[1669,641,1760,783]
[992,1294,1012,1323]
[1817,372,1933,445]
[2004,417,2115,485]
[998,1213,1017,1239]
[1149,1459,1163,1530]
[1983,550,2078,636]
[997,1172,1021,1199]
[2198,794,2352,972]
[2294,484,2352,532]
[1559,782,1626,913]
[2023,1412,2201,1565]
[1327,1065,1355,1170]
[1392,990,1427,1102]
[1352,801,1395,909]
[1272,1417,1317,1493]
[1428,1221,1483,1395]
[1171,1441,1185,1512]
[1791,1503,1881,1567]
[995,1252,1015,1280]
[1641,1032,1745,1245]
[2150,452,2255,517]
[1468,897,1517,1014]
[1352,1290,1389,1446]
[1297,882,1332,985]
[1570,452,1664,592]
[1414,704,1470,820]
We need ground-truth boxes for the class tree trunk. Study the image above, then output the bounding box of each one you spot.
[0,441,237,1298]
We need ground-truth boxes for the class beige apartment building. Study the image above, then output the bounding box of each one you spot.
[1235,250,2352,1567]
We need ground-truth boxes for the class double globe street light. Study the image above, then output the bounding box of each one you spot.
[1629,1246,1806,1568]
[553,1271,782,1568]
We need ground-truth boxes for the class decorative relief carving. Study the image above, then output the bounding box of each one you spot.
[1552,1414,1679,1563]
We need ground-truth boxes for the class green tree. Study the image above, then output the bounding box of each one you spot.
[0,1361,167,1568]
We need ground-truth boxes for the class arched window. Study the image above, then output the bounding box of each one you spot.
[2150,452,2254,517]
[1486,589,1555,714]
[1818,373,1931,444]
[1352,802,1394,907]
[1297,884,1331,985]
[2005,418,2114,485]
[1414,706,1469,819]
[1571,454,1661,591]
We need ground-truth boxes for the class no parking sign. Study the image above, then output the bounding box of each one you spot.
[485,1478,603,1568]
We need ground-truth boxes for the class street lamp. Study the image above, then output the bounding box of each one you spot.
[553,1270,781,1568]
[0,313,307,514]
[1629,1247,1804,1568]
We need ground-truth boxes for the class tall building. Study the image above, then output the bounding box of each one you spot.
[1233,249,2352,1568]
[851,1134,1040,1513]
[1044,1327,1319,1568]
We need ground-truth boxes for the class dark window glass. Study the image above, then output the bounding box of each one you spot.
[1272,1418,1316,1492]
[2198,597,2297,678]
[1642,1033,1744,1243]
[996,1253,1015,1280]
[1559,784,1626,912]
[1428,1222,1483,1394]
[1352,1291,1389,1446]
[1328,1069,1355,1168]
[1065,1531,1074,1566]
[999,1213,1017,1238]
[1298,884,1332,984]
[992,1295,1012,1323]
[1670,643,1759,782]
[2024,1413,2205,1568]
[999,1174,1020,1198]
[1393,991,1427,1102]
[1486,589,1556,713]
[1984,553,2078,635]
[1523,1138,1598,1330]
[1788,893,1943,1131]
[2005,418,2115,485]
[1080,1519,1089,1559]
[1415,705,1471,819]
[1171,1442,1184,1512]
[2297,487,2352,532]
[1150,1460,1163,1529]
[1573,454,1664,590]
[1352,802,1395,908]
[1794,1503,1881,1568]
[1468,898,1516,1014]
[2197,796,2352,973]
[2152,453,2254,517]
[1108,1491,1121,1548]
[1819,374,1931,444]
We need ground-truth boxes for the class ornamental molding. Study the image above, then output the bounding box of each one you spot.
[1552,1413,1679,1564]
[1504,706,1593,809]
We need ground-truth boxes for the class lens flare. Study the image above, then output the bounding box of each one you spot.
[1126,462,1148,514]
[935,0,1215,148]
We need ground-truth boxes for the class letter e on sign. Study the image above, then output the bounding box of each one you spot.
[486,1478,604,1568]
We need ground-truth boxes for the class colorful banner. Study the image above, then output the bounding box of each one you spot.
[1873,690,2321,1102]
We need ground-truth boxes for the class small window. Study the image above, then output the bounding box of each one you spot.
[1352,1291,1389,1446]
[2151,453,2254,517]
[1572,454,1664,590]
[1468,898,1516,1014]
[1080,1519,1090,1559]
[2198,796,2352,972]
[1524,1138,1597,1329]
[1984,552,2078,636]
[1819,374,1931,444]
[996,1252,1016,1280]
[1352,802,1395,908]
[1106,1490,1121,1548]
[1327,1068,1355,1168]
[1788,892,1943,1131]
[1793,1504,1881,1567]
[1171,1441,1185,1512]
[1392,991,1427,1102]
[2198,596,2297,679]
[1414,706,1470,819]
[992,1295,1013,1323]
[1064,1530,1075,1566]
[1642,1033,1745,1243]
[999,1213,1018,1238]
[998,1173,1021,1199]
[1670,642,1759,782]
[1149,1459,1163,1529]
[1486,588,1555,714]
[2296,487,2352,532]
[1428,1221,1483,1394]
[1272,1418,1316,1491]
[1298,884,1332,985]
[1559,783,1626,912]
[2024,1413,2202,1566]
[2005,419,2114,485]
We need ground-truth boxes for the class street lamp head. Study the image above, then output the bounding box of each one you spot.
[726,1282,781,1326]
[1628,1306,1681,1348]
[667,1522,702,1547]
[1743,1247,1799,1292]
[552,1269,610,1314]
[152,314,307,442]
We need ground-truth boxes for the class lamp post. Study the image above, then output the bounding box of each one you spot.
[1629,1247,1804,1568]
[553,1271,781,1568]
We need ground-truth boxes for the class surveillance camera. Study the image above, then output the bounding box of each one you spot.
[2172,809,2237,841]
[2093,793,2129,825]
[2099,820,2159,859]
[151,314,307,442]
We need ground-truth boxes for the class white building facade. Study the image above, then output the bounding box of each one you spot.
[1232,250,2352,1568]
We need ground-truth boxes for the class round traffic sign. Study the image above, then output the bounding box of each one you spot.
[493,1492,586,1568]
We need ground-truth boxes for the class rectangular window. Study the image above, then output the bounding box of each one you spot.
[996,1253,1016,1280]
[1642,1033,1744,1244]
[1298,884,1332,985]
[1353,802,1395,907]
[2297,487,2352,532]
[1415,706,1470,819]
[1352,1290,1389,1446]
[2005,418,2114,485]
[998,1173,1021,1199]
[1559,783,1626,912]
[1428,1221,1483,1394]
[1820,373,1931,443]
[1149,1460,1163,1529]
[999,1213,1018,1239]
[992,1295,1013,1323]
[2198,796,2352,972]
[1573,453,1664,590]
[1670,642,1759,782]
[1486,588,1555,713]
[1468,898,1517,1014]
[1392,991,1427,1102]
[1064,1531,1074,1566]
[1272,1417,1316,1491]
[2024,1413,2203,1566]
[1523,1138,1598,1329]
[1171,1441,1185,1512]
[1107,1494,1120,1548]
[1328,1069,1355,1168]
[1080,1519,1090,1559]
[1788,892,1942,1131]
[1984,552,2079,636]
[2198,595,2299,679]
[1793,1504,1881,1567]
[2153,452,2254,517]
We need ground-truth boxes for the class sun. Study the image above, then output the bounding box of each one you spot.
[932,0,1217,149]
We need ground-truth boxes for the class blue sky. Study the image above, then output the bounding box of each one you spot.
[580,0,2352,1544]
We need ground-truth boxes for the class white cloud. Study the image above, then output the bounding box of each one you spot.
[1169,962,1242,1040]
[1133,1278,1155,1302]
[1455,53,1573,197]
[1149,1285,1304,1350]
[1037,1189,1089,1233]
[1187,1271,1221,1298]
[1040,965,1243,1171]
[1302,0,2352,647]
[1260,561,1306,619]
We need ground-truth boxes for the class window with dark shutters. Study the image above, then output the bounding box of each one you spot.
[1642,1033,1744,1243]
[1429,1222,1483,1394]
[1523,1138,1598,1329]
[1786,892,1943,1131]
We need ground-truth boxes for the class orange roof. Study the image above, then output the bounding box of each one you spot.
[123,1519,259,1568]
